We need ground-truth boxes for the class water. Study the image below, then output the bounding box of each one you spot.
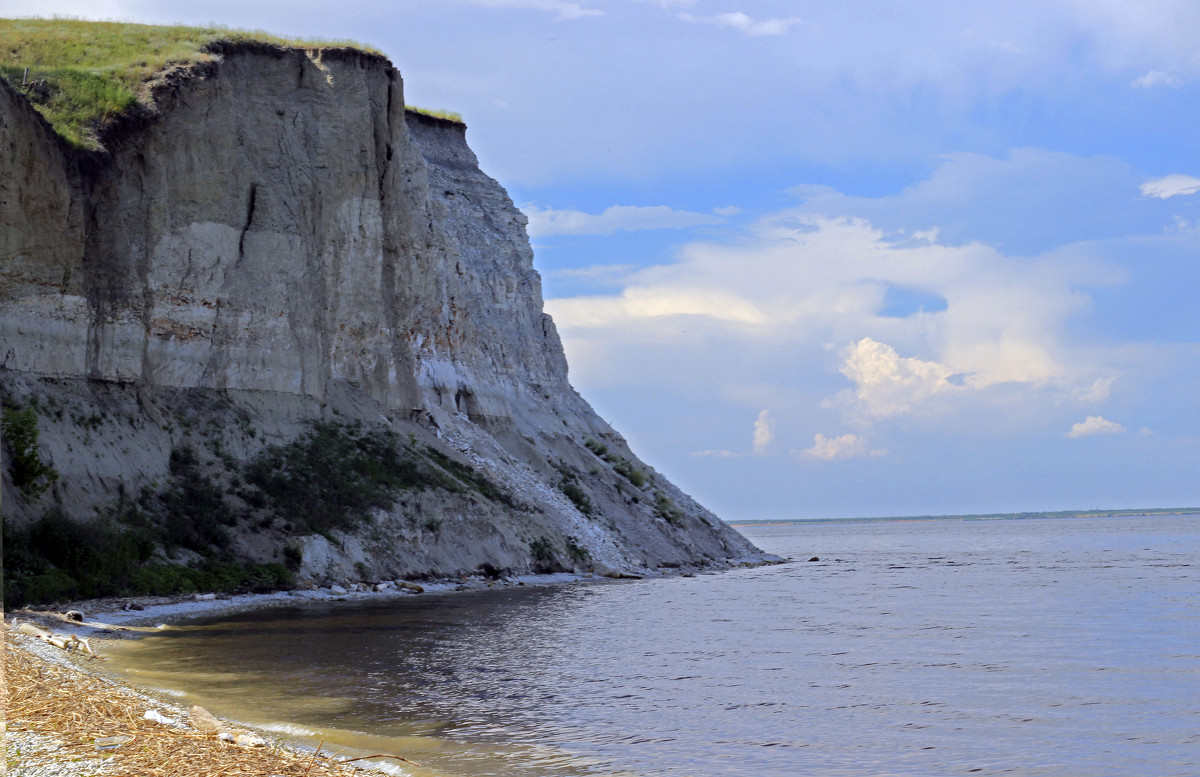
[101,515,1200,776]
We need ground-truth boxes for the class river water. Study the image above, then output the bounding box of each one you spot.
[100,515,1200,776]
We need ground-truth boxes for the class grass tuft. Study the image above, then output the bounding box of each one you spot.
[405,105,464,124]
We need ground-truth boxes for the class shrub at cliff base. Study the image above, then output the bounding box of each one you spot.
[2,507,294,609]
[1,418,517,608]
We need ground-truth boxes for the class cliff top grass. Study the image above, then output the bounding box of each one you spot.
[0,17,462,150]
[406,105,465,123]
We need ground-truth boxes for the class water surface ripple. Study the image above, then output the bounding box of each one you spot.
[104,515,1200,776]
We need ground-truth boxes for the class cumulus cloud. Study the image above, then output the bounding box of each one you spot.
[1140,174,1200,199]
[836,338,959,419]
[677,11,805,36]
[752,409,775,454]
[548,208,1113,428]
[524,204,725,236]
[797,433,885,461]
[1066,415,1128,438]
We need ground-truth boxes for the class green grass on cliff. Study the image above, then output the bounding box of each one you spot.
[0,17,386,149]
[406,105,465,123]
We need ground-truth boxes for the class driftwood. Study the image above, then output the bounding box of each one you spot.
[17,621,97,657]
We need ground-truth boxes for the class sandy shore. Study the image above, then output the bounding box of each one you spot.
[4,558,781,776]
[5,623,374,777]
[2,570,624,777]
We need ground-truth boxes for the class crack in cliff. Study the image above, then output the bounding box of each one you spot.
[237,182,258,262]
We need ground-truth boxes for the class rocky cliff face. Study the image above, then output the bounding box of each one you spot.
[0,42,764,587]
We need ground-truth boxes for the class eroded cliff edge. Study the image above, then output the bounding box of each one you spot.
[0,42,765,594]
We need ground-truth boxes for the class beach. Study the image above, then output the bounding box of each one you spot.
[2,568,705,776]
[6,619,365,777]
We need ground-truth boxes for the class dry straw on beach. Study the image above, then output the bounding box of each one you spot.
[5,631,359,776]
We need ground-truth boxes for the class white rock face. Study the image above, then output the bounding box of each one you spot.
[0,44,765,580]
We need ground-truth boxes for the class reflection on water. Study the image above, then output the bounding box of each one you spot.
[102,515,1200,777]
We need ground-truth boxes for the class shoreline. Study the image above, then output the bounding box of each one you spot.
[5,555,785,776]
[9,548,783,635]
[5,572,600,777]
[5,625,367,776]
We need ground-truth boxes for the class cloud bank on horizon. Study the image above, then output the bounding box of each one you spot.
[16,0,1200,518]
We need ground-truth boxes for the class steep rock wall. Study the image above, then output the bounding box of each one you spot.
[0,43,766,585]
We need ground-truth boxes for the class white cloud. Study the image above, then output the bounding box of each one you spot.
[524,204,725,236]
[752,409,774,454]
[1066,415,1128,438]
[548,286,765,327]
[1072,376,1114,402]
[550,264,637,283]
[550,208,1104,428]
[691,449,741,458]
[836,338,961,419]
[458,0,602,19]
[1063,0,1200,81]
[797,433,885,461]
[1140,174,1200,199]
[677,11,805,36]
[1133,70,1182,88]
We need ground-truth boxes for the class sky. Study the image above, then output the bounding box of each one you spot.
[15,0,1200,519]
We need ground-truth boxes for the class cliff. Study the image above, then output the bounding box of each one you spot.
[0,38,765,601]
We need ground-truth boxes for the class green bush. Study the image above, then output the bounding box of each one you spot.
[2,404,58,495]
[654,491,686,527]
[158,446,237,552]
[560,480,594,515]
[2,506,296,608]
[584,436,648,489]
[282,543,304,571]
[21,569,78,604]
[565,536,590,562]
[529,536,555,562]
[613,458,648,488]
[584,437,608,457]
[245,421,436,534]
[422,446,519,507]
[556,466,594,515]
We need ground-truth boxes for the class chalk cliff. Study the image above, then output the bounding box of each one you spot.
[0,42,764,587]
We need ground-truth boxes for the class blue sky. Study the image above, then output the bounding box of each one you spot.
[24,0,1200,519]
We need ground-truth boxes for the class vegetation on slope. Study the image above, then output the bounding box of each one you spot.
[2,413,513,608]
[0,18,470,149]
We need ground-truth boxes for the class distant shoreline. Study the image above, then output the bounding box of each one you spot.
[729,507,1200,527]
